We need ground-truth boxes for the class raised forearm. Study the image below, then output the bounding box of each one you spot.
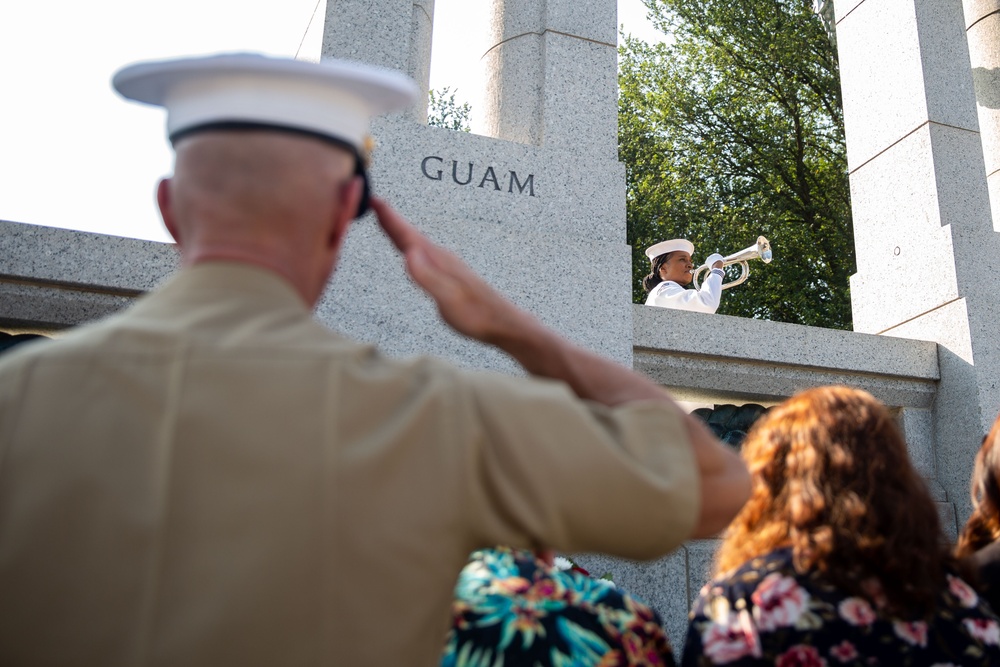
[486,309,667,407]
[493,313,750,536]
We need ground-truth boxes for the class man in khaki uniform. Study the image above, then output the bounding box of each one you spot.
[0,54,750,666]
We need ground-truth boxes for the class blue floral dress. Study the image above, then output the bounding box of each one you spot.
[443,546,677,667]
[682,547,1000,666]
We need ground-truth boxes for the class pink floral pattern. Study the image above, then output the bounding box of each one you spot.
[947,574,978,608]
[963,617,1000,646]
[892,620,928,647]
[751,573,809,631]
[700,610,761,663]
[682,548,1000,666]
[837,598,875,627]
[775,645,823,667]
[828,640,857,662]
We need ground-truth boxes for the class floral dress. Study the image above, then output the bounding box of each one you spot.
[443,546,677,667]
[682,547,1000,666]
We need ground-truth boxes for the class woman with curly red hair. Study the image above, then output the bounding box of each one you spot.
[682,386,1000,666]
[956,413,1000,612]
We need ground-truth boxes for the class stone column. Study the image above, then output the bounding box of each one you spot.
[409,0,435,124]
[322,0,430,122]
[964,0,1000,230]
[482,0,618,159]
[835,0,1000,522]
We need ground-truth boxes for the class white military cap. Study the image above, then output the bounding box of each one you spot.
[112,52,420,153]
[645,239,695,260]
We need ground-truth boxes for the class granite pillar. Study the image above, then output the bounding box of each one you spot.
[409,0,435,124]
[835,0,1000,522]
[482,0,618,159]
[964,0,1000,230]
[322,0,432,122]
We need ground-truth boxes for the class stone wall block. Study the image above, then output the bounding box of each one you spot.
[633,304,939,380]
[409,0,435,123]
[882,301,981,521]
[838,0,978,169]
[938,502,959,541]
[481,32,544,145]
[488,0,615,45]
[319,211,633,368]
[487,0,543,43]
[847,131,960,334]
[915,0,981,131]
[0,221,176,292]
[483,0,617,157]
[899,407,938,480]
[368,119,625,241]
[990,176,1000,230]
[928,123,993,238]
[543,0,617,45]
[967,15,1000,175]
[833,0,865,23]
[323,0,413,72]
[965,4,1000,230]
[837,0,929,170]
[0,282,135,329]
[540,33,617,158]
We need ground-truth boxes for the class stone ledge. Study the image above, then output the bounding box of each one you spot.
[0,280,136,329]
[636,349,938,410]
[633,303,939,382]
[0,220,177,292]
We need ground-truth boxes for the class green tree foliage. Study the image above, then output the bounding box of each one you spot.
[621,0,854,328]
[427,87,472,132]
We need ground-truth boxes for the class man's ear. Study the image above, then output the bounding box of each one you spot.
[329,175,363,250]
[156,178,182,245]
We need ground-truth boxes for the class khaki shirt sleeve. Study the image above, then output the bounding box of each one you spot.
[458,370,699,560]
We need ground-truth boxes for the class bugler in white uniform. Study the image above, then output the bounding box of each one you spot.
[643,239,725,314]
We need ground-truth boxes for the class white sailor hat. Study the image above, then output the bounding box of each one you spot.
[645,239,694,261]
[111,52,420,154]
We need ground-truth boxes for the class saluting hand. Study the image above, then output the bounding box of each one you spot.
[371,197,533,345]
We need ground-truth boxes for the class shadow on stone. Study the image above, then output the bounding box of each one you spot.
[973,67,1000,109]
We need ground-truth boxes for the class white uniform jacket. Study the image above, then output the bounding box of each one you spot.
[644,269,723,314]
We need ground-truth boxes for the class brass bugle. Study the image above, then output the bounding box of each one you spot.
[691,236,772,290]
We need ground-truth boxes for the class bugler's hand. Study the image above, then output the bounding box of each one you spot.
[705,253,725,270]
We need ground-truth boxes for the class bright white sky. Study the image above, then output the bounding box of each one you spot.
[0,0,665,243]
